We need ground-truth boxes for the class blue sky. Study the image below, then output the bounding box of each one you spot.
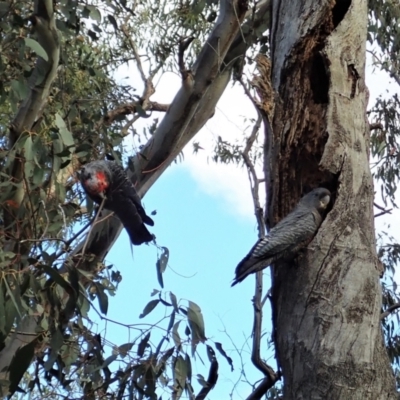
[93,162,275,398]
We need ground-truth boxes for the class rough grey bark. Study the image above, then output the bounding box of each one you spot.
[268,0,397,399]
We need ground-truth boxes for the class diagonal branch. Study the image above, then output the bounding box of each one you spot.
[381,302,400,320]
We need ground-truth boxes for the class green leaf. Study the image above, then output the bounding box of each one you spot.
[139,299,159,318]
[172,321,181,347]
[8,339,37,396]
[187,301,206,355]
[156,247,169,288]
[0,1,10,16]
[95,284,109,315]
[215,342,234,371]
[192,0,206,14]
[173,355,187,400]
[87,5,102,22]
[24,38,48,61]
[156,347,174,377]
[55,113,75,153]
[10,79,28,101]
[5,299,18,334]
[39,265,73,294]
[157,247,169,272]
[167,311,175,333]
[118,342,134,358]
[137,332,150,357]
[61,342,79,368]
[185,353,192,382]
[107,14,118,30]
[77,293,90,318]
[32,166,44,186]
[170,292,179,313]
[3,279,22,319]
[102,354,117,368]
[44,328,64,370]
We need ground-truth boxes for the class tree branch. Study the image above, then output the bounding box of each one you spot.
[369,122,383,131]
[195,355,219,400]
[241,106,279,395]
[381,302,400,320]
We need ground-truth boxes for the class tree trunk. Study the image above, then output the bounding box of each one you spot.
[269,0,397,398]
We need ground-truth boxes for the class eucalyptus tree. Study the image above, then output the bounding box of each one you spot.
[1,0,400,399]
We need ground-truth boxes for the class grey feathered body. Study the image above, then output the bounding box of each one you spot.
[79,160,154,245]
[232,188,331,286]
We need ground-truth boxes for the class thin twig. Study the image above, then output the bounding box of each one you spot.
[178,37,195,81]
[369,122,383,131]
[374,209,392,218]
[240,110,279,394]
[381,302,400,320]
[373,202,392,217]
[80,197,106,258]
[195,356,219,400]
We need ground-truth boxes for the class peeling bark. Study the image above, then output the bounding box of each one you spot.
[269,0,396,398]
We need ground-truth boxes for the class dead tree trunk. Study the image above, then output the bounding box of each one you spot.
[268,0,397,398]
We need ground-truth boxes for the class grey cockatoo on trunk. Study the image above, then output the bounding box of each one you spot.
[232,188,331,286]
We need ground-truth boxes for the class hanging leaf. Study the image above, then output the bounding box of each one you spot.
[8,339,38,396]
[55,113,75,154]
[137,333,150,357]
[139,299,159,318]
[187,301,206,354]
[44,328,64,371]
[169,292,179,313]
[24,38,48,61]
[215,342,234,371]
[39,265,74,294]
[172,321,181,347]
[107,14,118,30]
[172,355,187,400]
[102,354,117,368]
[156,347,174,377]
[95,283,109,315]
[156,247,169,288]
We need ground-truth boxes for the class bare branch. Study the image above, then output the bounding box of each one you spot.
[241,103,279,394]
[178,37,195,81]
[374,209,392,218]
[103,101,169,126]
[374,202,392,217]
[369,122,383,131]
[246,375,281,400]
[381,303,400,320]
[195,356,219,400]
